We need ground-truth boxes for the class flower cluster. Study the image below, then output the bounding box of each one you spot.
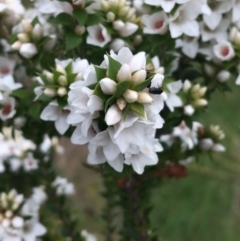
[0,189,46,241]
[0,127,37,173]
[65,47,164,174]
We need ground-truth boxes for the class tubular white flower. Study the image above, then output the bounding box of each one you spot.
[99,78,117,95]
[105,104,122,125]
[123,89,138,103]
[19,43,38,59]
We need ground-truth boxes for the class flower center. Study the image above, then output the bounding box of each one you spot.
[2,105,11,115]
[97,31,105,42]
[61,109,70,114]
[155,20,164,29]
[221,47,229,56]
[0,66,10,75]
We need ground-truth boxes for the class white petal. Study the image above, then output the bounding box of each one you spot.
[55,115,69,134]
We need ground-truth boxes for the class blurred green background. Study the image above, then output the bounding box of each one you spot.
[56,81,240,241]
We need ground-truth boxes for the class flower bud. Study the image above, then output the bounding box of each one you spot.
[234,31,240,47]
[32,24,43,41]
[43,70,54,83]
[229,26,238,41]
[75,25,85,36]
[133,35,142,45]
[113,20,125,31]
[19,43,38,59]
[126,8,136,19]
[12,216,24,229]
[17,33,30,43]
[211,144,225,152]
[117,64,131,82]
[217,70,230,83]
[194,98,208,107]
[44,88,57,97]
[21,20,33,32]
[101,0,110,11]
[5,210,13,218]
[105,104,122,126]
[99,78,117,95]
[75,72,83,81]
[117,97,127,110]
[131,69,146,85]
[199,86,207,97]
[14,194,24,205]
[110,38,126,52]
[11,41,22,50]
[8,190,16,200]
[204,64,215,77]
[183,80,191,92]
[57,87,67,97]
[137,92,153,104]
[184,105,195,116]
[58,75,68,86]
[119,6,130,17]
[56,64,67,76]
[123,89,138,103]
[107,12,115,22]
[14,117,26,129]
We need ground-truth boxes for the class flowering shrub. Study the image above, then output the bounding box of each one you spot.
[0,0,239,240]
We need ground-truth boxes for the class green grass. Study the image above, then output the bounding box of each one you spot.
[150,82,240,241]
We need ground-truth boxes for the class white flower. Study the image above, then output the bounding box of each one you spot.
[0,57,15,77]
[164,80,183,112]
[23,153,39,172]
[213,41,235,61]
[81,230,98,241]
[40,101,70,135]
[0,93,16,121]
[52,176,75,196]
[169,3,200,38]
[144,0,190,13]
[142,11,168,35]
[87,24,111,47]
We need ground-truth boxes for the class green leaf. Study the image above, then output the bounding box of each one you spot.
[129,102,145,117]
[11,89,34,99]
[73,9,88,25]
[115,81,131,98]
[131,77,152,92]
[93,83,108,101]
[57,97,67,108]
[94,65,106,82]
[108,56,122,81]
[50,12,73,25]
[38,36,51,47]
[28,103,41,119]
[66,33,82,51]
[67,73,78,84]
[122,104,129,120]
[105,96,116,111]
[53,70,63,83]
[85,14,105,26]
[88,83,97,90]
[65,61,72,74]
